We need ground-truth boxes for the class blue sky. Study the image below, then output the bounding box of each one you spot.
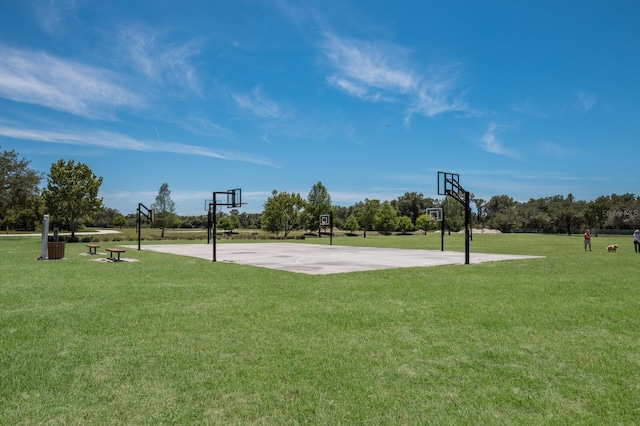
[1,1,638,215]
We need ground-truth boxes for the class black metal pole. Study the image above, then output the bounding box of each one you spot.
[330,212,333,246]
[212,199,217,262]
[137,204,141,250]
[441,208,445,252]
[464,191,470,264]
[207,205,211,244]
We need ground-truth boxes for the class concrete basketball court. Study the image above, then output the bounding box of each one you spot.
[128,242,543,275]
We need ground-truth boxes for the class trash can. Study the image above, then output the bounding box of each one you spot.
[47,242,66,259]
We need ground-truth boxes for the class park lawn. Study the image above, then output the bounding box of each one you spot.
[1,233,639,424]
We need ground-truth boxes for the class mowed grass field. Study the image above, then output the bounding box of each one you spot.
[2,232,640,424]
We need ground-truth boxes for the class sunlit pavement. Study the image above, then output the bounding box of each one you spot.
[127,242,544,275]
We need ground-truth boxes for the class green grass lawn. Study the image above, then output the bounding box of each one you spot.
[2,233,640,424]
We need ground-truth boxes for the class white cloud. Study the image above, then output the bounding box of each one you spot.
[321,33,416,95]
[320,33,468,118]
[118,27,202,94]
[538,140,575,157]
[32,0,77,35]
[574,91,596,112]
[0,45,144,119]
[232,86,281,118]
[0,124,278,167]
[479,123,520,159]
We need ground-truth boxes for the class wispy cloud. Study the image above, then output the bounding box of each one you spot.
[0,45,144,119]
[118,27,202,94]
[538,140,575,158]
[574,91,596,112]
[32,0,77,35]
[0,124,278,167]
[181,116,235,140]
[232,86,282,118]
[320,33,416,97]
[511,99,548,117]
[479,123,520,159]
[319,33,468,118]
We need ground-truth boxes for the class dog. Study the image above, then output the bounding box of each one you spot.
[607,244,618,252]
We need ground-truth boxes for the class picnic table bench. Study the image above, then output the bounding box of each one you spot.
[106,248,125,261]
[86,244,100,254]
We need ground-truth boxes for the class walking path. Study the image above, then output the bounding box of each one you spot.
[0,229,121,237]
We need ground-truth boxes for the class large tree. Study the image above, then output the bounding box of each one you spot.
[393,192,425,225]
[547,194,584,235]
[355,198,380,238]
[0,148,43,231]
[304,181,332,235]
[151,182,177,238]
[373,201,398,235]
[261,190,305,237]
[485,195,520,232]
[43,159,103,238]
[91,207,122,228]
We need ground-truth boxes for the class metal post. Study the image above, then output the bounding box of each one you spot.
[137,205,141,250]
[464,191,470,265]
[212,198,217,262]
[441,209,445,252]
[330,212,333,246]
[40,214,49,260]
[207,205,211,244]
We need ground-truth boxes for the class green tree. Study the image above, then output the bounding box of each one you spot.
[261,190,305,237]
[471,196,486,228]
[344,214,359,235]
[151,183,177,238]
[396,215,414,234]
[415,213,430,234]
[585,195,611,233]
[91,207,121,228]
[113,215,127,229]
[519,198,552,231]
[441,196,465,233]
[304,181,332,235]
[42,159,103,238]
[227,209,242,231]
[547,194,583,235]
[355,198,380,238]
[485,195,520,232]
[607,193,639,229]
[393,192,425,225]
[373,201,398,235]
[237,212,261,229]
[218,217,234,234]
[0,148,43,231]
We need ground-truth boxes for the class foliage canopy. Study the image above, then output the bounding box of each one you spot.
[42,159,103,237]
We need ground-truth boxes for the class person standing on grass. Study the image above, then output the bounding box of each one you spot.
[633,229,640,253]
[584,229,592,251]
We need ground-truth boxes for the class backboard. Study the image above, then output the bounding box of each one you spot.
[228,188,242,208]
[437,171,461,196]
[426,207,443,222]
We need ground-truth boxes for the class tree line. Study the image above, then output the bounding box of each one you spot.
[3,147,640,236]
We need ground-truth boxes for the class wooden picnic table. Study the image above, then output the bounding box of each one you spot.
[86,244,100,254]
[106,248,125,261]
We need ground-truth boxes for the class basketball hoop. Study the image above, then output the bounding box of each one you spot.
[426,207,443,222]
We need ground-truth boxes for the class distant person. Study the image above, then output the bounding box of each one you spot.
[584,229,592,251]
[634,229,640,253]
